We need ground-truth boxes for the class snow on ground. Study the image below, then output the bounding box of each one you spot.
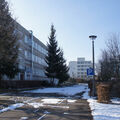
[0,103,24,113]
[41,98,62,104]
[88,98,120,120]
[20,117,28,120]
[27,98,77,109]
[23,83,88,96]
[80,84,120,120]
[1,83,120,120]
[82,87,90,99]
[67,100,76,103]
[28,102,69,109]
[28,103,44,108]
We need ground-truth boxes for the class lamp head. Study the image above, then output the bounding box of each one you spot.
[89,35,97,40]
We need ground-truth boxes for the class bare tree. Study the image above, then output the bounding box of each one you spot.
[99,50,113,81]
[106,34,120,79]
[98,33,120,81]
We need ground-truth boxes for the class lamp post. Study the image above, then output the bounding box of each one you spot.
[89,35,97,97]
[29,30,33,80]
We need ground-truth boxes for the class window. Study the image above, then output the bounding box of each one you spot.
[19,48,22,51]
[24,51,32,60]
[81,72,84,74]
[37,43,39,50]
[39,45,42,52]
[19,64,24,69]
[33,55,36,62]
[24,35,28,43]
[25,51,27,57]
[35,43,37,49]
[33,41,35,48]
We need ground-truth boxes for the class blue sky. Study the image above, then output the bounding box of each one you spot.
[8,0,120,63]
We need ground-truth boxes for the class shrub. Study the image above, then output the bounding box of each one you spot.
[97,83,110,103]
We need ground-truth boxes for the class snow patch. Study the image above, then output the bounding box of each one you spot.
[49,105,69,109]
[28,102,69,109]
[44,111,50,114]
[41,98,62,104]
[28,103,44,108]
[20,117,28,120]
[23,83,88,96]
[88,98,120,120]
[0,103,24,113]
[67,100,76,103]
[64,112,69,114]
[82,88,90,99]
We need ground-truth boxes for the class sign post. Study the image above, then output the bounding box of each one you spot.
[87,67,94,96]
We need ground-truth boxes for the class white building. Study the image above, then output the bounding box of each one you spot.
[77,58,92,79]
[69,58,92,80]
[68,61,77,78]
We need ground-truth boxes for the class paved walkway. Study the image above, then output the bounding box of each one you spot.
[0,93,93,120]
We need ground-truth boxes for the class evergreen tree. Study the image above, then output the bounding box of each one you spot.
[0,0,19,84]
[56,50,69,83]
[45,25,60,84]
[45,25,69,84]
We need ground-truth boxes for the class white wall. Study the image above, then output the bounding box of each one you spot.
[68,61,77,78]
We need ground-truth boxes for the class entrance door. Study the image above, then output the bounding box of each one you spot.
[20,73,24,80]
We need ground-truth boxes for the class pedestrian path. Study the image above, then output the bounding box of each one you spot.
[0,97,93,120]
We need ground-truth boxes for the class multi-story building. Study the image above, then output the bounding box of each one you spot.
[69,58,92,80]
[77,58,92,79]
[68,61,77,78]
[17,23,48,80]
[4,22,48,81]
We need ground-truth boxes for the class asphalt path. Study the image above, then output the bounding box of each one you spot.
[0,92,93,120]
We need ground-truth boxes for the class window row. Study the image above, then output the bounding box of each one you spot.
[77,68,87,71]
[78,75,87,78]
[33,54,47,66]
[24,35,47,55]
[77,61,91,64]
[33,68,45,77]
[24,51,47,66]
[33,41,47,55]
[77,72,87,75]
[24,35,32,46]
[77,65,92,68]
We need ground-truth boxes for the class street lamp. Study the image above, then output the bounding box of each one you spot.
[89,35,97,97]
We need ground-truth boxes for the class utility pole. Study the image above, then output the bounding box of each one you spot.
[89,35,97,97]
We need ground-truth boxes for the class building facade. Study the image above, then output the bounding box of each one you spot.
[77,58,92,79]
[69,58,92,80]
[4,22,48,81]
[68,61,77,78]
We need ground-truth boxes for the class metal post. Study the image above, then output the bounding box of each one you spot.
[92,40,95,97]
[89,35,97,97]
[29,30,33,80]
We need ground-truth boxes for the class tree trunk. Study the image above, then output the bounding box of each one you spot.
[51,77,54,86]
[0,74,2,88]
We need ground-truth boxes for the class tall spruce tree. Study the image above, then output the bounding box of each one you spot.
[0,0,19,84]
[56,50,69,84]
[45,25,69,84]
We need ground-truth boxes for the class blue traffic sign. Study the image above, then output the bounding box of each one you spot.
[87,68,94,76]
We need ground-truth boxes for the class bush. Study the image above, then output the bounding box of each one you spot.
[97,83,110,103]
[110,81,120,98]
[76,79,84,83]
[67,78,76,84]
[1,80,51,89]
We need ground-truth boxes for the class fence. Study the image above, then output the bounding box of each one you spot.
[1,80,51,89]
